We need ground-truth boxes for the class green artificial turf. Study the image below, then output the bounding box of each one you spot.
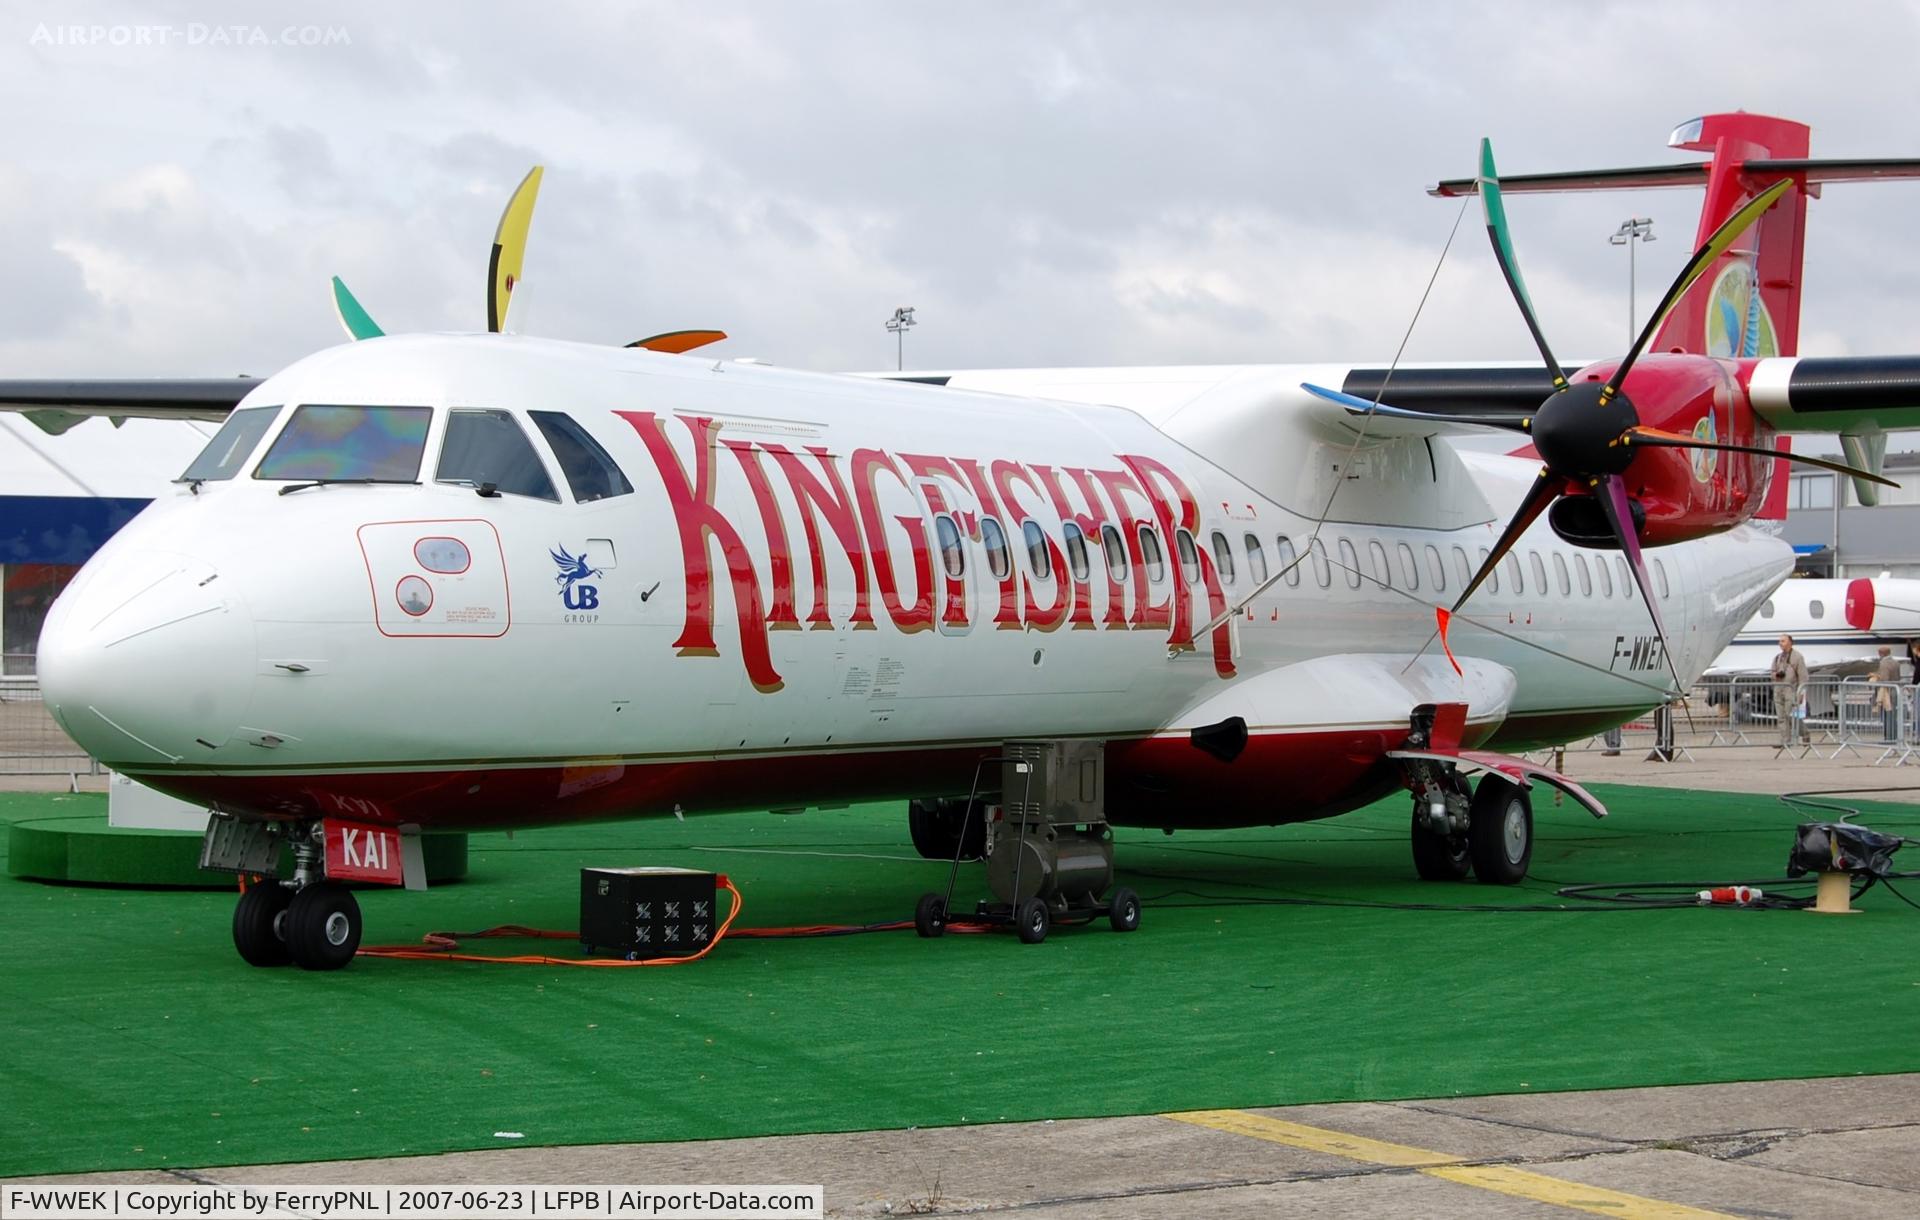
[3,784,1919,1176]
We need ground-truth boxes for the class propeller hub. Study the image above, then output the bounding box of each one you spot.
[1531,381,1640,477]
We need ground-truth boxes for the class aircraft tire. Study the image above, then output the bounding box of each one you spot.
[907,798,987,862]
[233,882,294,967]
[1468,777,1532,885]
[914,892,947,938]
[1410,809,1472,881]
[1016,897,1050,945]
[286,883,363,971]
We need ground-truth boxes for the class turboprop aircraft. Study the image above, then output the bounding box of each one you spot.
[16,111,1920,969]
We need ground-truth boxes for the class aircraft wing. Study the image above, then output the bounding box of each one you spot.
[0,378,258,434]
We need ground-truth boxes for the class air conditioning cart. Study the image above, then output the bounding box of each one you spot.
[913,739,1141,944]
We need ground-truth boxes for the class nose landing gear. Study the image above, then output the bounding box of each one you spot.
[203,815,366,970]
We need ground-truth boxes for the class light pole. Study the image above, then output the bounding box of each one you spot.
[1608,217,1655,346]
[885,306,917,370]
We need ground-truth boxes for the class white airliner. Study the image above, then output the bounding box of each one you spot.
[1707,576,1920,673]
[16,112,1920,969]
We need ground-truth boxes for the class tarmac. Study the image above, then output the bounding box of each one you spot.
[7,730,1920,1216]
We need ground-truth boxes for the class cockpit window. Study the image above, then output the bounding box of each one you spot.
[530,411,634,502]
[179,406,279,482]
[437,409,559,502]
[254,405,430,482]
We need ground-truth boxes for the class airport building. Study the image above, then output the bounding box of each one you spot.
[1782,453,1920,578]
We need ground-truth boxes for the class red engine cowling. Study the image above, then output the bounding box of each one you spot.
[1541,353,1775,548]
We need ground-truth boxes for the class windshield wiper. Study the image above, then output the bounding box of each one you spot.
[277,478,413,496]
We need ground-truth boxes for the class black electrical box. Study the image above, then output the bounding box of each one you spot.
[580,867,718,959]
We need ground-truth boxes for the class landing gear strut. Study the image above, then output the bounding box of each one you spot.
[204,816,366,970]
[1405,772,1532,885]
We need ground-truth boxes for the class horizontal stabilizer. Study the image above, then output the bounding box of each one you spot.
[1430,157,1920,198]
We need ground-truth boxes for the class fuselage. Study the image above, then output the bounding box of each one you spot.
[35,335,1791,831]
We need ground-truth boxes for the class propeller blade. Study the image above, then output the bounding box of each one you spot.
[1449,467,1562,612]
[1602,178,1794,402]
[1623,426,1899,487]
[1594,473,1687,696]
[1300,382,1531,430]
[1478,139,1566,393]
[330,277,383,340]
[628,329,729,354]
[488,166,545,333]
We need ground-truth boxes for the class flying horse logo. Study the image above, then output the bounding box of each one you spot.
[552,543,603,611]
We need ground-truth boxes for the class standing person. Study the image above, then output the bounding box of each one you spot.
[1875,645,1901,743]
[1772,633,1809,750]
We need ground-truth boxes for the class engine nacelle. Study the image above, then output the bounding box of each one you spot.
[1541,354,1779,549]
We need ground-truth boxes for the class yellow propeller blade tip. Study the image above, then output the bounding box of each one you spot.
[487,166,544,333]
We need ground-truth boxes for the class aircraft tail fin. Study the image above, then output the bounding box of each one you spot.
[1430,113,1920,364]
[1654,114,1810,360]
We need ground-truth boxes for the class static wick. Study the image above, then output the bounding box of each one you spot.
[1435,607,1463,678]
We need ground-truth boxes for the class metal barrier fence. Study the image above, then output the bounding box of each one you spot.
[0,672,99,779]
[1548,674,1920,765]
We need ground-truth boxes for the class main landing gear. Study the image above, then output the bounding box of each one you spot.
[206,817,364,970]
[1407,771,1533,886]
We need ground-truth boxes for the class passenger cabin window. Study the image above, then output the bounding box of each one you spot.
[1654,559,1670,600]
[1310,538,1332,589]
[1504,553,1524,594]
[983,518,1012,580]
[1810,598,1825,619]
[1397,542,1419,591]
[1574,553,1592,596]
[1211,531,1236,585]
[1176,530,1201,584]
[936,515,965,579]
[1278,535,1301,587]
[1552,553,1570,597]
[437,409,559,501]
[1453,546,1472,588]
[255,404,431,483]
[1244,534,1268,584]
[1368,539,1391,588]
[1479,548,1500,594]
[1063,522,1091,582]
[1759,599,1774,618]
[529,411,633,502]
[181,406,279,482]
[1595,553,1614,598]
[1337,538,1362,589]
[1101,525,1129,578]
[1616,556,1632,597]
[1139,525,1168,584]
[1425,544,1446,593]
[1022,520,1052,579]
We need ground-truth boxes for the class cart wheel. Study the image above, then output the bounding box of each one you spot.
[1016,897,1050,944]
[914,892,947,938]
[1108,887,1141,933]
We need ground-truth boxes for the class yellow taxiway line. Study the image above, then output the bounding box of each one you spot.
[1166,1109,1732,1219]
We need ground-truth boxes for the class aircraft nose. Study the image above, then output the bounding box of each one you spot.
[37,549,255,767]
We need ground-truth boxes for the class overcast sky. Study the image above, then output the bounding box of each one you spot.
[5,0,1919,395]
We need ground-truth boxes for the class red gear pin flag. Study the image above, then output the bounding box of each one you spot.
[1435,607,1463,677]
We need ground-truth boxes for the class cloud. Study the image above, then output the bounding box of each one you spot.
[0,0,1917,382]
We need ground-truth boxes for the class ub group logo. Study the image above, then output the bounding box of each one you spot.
[552,544,603,611]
